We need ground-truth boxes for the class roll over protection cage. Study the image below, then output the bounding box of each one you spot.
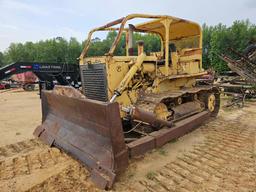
[79,14,202,76]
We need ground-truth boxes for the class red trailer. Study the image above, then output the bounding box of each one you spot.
[11,71,38,91]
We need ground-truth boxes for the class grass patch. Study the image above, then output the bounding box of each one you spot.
[158,148,167,156]
[146,171,157,180]
[169,138,179,143]
[127,172,134,178]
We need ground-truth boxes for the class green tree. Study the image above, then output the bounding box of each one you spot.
[208,23,230,72]
[202,23,214,69]
[67,37,82,63]
[4,43,28,63]
[208,20,256,72]
[0,52,4,67]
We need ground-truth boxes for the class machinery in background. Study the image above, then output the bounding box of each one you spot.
[0,62,81,93]
[218,44,256,107]
[10,71,38,91]
[0,81,11,90]
[34,14,220,189]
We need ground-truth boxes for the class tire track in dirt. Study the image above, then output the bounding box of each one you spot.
[0,138,99,192]
[0,147,70,180]
[26,162,99,192]
[0,141,79,192]
[0,139,45,160]
[137,117,256,192]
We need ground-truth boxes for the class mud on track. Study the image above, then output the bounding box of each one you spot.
[0,90,256,191]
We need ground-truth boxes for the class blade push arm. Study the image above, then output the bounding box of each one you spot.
[110,53,146,102]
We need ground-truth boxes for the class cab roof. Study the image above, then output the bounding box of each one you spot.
[133,16,201,40]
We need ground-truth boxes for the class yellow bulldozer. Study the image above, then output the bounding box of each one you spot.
[34,14,220,189]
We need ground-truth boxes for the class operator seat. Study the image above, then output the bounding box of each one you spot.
[169,43,177,64]
[156,43,177,65]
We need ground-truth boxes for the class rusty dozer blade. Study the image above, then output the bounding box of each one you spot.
[34,86,129,189]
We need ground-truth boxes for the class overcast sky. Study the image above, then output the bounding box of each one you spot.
[0,0,255,52]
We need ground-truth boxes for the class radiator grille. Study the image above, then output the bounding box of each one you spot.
[80,64,108,102]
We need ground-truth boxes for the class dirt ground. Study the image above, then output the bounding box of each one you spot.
[0,89,41,147]
[0,89,256,192]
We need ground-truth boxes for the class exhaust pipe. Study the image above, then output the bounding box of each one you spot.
[128,24,135,56]
[137,40,144,55]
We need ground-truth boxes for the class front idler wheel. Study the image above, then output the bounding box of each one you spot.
[206,91,220,117]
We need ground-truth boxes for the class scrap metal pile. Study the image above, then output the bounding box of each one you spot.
[218,43,256,107]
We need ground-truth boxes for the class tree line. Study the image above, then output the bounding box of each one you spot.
[0,20,255,72]
[203,20,256,72]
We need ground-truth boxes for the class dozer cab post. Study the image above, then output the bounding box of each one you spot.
[34,14,220,189]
